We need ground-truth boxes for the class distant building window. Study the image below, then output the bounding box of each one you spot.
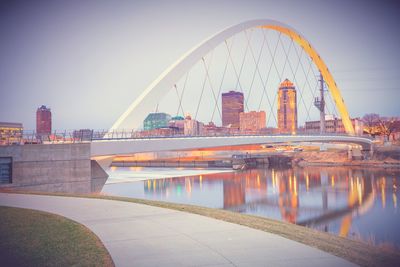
[0,157,12,184]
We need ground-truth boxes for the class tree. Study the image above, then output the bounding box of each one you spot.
[378,117,400,141]
[362,113,380,137]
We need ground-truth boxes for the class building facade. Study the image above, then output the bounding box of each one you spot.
[239,111,266,133]
[305,117,364,136]
[184,115,204,136]
[138,127,179,137]
[203,122,227,136]
[143,112,171,130]
[36,105,52,136]
[222,91,244,129]
[168,115,185,134]
[0,122,23,145]
[277,79,297,134]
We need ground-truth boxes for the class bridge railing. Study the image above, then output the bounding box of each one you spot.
[0,129,374,146]
[0,129,100,146]
[92,129,374,141]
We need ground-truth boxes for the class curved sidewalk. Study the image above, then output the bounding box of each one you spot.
[0,193,357,267]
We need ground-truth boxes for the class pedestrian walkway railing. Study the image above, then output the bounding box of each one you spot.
[0,129,373,146]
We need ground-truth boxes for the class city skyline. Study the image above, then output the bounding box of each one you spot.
[0,0,399,130]
[1,1,400,263]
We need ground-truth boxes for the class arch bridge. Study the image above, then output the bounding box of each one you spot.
[109,19,355,135]
[96,20,365,160]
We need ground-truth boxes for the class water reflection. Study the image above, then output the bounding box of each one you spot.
[2,176,107,194]
[103,166,400,248]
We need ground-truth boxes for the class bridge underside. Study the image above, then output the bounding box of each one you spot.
[91,135,373,157]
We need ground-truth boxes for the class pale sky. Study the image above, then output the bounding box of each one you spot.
[0,0,399,130]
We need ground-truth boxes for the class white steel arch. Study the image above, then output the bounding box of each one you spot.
[110,19,355,134]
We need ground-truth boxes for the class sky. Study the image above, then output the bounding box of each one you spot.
[0,0,399,130]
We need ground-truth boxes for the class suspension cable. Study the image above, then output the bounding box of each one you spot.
[202,52,222,123]
[279,35,312,122]
[225,32,250,111]
[307,56,339,117]
[264,30,291,126]
[235,30,253,91]
[174,71,190,116]
[260,29,281,126]
[210,38,235,123]
[297,58,315,116]
[195,51,214,120]
[195,58,209,121]
[244,29,267,110]
[292,44,320,118]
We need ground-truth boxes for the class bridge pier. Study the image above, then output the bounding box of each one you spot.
[347,147,363,160]
[360,145,374,160]
[91,155,115,171]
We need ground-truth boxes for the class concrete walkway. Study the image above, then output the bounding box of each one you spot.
[0,193,357,267]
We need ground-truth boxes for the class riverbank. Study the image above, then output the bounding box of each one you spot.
[294,149,400,168]
[2,190,399,267]
[111,146,400,169]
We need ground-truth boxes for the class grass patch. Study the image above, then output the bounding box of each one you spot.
[0,206,114,267]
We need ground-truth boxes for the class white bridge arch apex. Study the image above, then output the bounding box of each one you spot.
[109,19,355,135]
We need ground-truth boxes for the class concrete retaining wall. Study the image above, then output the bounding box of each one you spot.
[0,143,107,193]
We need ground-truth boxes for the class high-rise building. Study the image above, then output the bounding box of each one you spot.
[36,105,52,136]
[239,111,266,133]
[277,79,297,134]
[222,91,244,129]
[143,112,171,130]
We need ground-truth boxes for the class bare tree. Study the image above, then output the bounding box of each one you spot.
[362,113,380,137]
[378,117,400,141]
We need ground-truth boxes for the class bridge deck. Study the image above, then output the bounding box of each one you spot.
[91,134,373,157]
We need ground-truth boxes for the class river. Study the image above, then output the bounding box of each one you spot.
[102,166,400,249]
